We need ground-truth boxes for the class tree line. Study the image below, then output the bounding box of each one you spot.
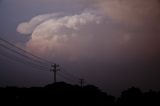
[0,82,159,106]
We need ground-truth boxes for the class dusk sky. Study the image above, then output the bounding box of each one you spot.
[0,0,160,96]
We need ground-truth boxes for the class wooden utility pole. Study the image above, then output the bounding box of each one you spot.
[50,64,60,83]
[79,79,85,88]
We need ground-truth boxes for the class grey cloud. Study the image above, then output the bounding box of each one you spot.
[96,0,160,25]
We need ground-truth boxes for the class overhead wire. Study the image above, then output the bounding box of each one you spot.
[0,37,82,84]
[0,37,54,65]
[0,44,50,72]
[0,44,49,69]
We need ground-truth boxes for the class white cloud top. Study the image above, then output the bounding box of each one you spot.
[17,13,61,34]
[17,11,102,58]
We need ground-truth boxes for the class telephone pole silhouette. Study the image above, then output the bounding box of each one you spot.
[79,79,85,88]
[50,64,60,83]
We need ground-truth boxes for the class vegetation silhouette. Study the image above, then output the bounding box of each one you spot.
[0,82,159,106]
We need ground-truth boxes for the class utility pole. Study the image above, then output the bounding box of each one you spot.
[50,64,60,83]
[79,79,85,88]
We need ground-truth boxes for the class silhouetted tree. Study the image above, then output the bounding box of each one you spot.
[117,87,143,105]
[0,83,160,106]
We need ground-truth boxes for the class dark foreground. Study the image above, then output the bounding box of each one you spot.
[0,82,160,106]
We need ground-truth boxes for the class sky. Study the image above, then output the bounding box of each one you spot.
[0,0,160,96]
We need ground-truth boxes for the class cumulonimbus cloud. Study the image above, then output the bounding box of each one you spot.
[17,11,102,59]
[17,0,160,62]
[15,0,160,94]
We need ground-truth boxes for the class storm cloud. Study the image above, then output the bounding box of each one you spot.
[17,11,102,59]
[17,0,160,61]
[97,0,160,25]
[15,0,160,95]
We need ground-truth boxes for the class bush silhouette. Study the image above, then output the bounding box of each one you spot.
[0,83,160,106]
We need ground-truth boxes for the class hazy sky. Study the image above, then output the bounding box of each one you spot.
[0,0,160,96]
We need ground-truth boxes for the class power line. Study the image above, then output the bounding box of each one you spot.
[0,37,54,69]
[60,66,79,80]
[0,49,49,72]
[0,43,79,83]
[0,37,54,65]
[0,44,78,83]
[0,44,49,69]
[0,37,82,84]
